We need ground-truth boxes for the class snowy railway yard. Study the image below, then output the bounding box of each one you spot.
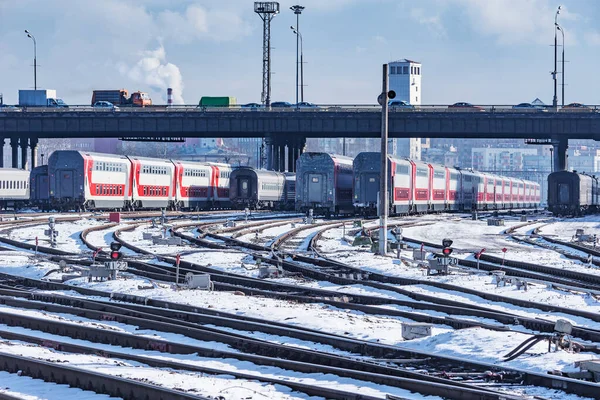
[0,211,599,399]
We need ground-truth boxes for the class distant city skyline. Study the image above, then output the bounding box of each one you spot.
[2,0,600,105]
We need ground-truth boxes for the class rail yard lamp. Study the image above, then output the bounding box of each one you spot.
[24,30,37,90]
[556,24,565,106]
[290,5,305,105]
[552,6,561,109]
[291,26,305,104]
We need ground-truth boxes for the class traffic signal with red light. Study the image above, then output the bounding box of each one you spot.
[110,242,122,261]
[441,238,453,257]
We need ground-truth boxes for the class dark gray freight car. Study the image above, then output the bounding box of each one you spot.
[229,167,295,210]
[295,152,354,216]
[548,170,599,216]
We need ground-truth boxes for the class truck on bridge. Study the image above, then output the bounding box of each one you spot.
[91,89,152,107]
[19,90,68,108]
[198,96,237,107]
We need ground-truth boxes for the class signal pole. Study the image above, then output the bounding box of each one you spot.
[379,64,389,255]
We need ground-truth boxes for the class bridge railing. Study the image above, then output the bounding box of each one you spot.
[2,104,600,113]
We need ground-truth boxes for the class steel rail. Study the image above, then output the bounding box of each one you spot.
[0,350,208,400]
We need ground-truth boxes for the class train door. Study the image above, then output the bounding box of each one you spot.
[239,177,251,198]
[308,174,324,203]
[37,174,49,200]
[57,170,75,198]
[363,173,379,203]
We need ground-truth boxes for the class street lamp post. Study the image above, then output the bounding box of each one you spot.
[290,5,304,105]
[552,6,561,109]
[24,30,37,90]
[290,27,304,104]
[557,25,565,106]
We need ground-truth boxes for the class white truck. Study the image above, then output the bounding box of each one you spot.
[19,90,68,107]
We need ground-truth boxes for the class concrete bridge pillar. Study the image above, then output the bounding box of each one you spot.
[287,142,294,172]
[20,137,28,170]
[278,143,286,172]
[10,137,18,169]
[0,138,4,168]
[552,138,568,172]
[265,136,273,170]
[30,137,39,168]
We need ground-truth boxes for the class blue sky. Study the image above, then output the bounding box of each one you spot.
[1,0,600,105]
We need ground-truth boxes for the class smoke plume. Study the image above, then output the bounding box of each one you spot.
[119,45,185,104]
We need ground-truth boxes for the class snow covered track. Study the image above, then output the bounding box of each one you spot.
[0,288,527,400]
[0,349,207,400]
[0,277,594,400]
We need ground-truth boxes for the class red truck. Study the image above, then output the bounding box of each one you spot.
[91,89,152,107]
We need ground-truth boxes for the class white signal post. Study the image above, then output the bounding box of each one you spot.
[501,247,507,267]
[379,64,390,256]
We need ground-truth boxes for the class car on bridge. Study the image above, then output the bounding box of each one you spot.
[241,103,263,109]
[271,101,293,108]
[561,102,595,112]
[512,102,547,112]
[295,101,319,108]
[448,102,485,111]
[93,101,119,111]
[388,100,414,110]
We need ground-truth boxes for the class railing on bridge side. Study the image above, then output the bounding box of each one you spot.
[2,104,600,113]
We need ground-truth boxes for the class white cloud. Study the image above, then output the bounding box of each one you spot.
[156,5,252,43]
[119,45,185,104]
[456,0,578,45]
[585,31,600,46]
[410,8,445,37]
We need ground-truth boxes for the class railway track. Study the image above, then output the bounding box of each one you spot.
[0,273,595,400]
[0,348,210,400]
[3,214,600,398]
[0,280,530,400]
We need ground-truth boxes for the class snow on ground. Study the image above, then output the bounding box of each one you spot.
[119,224,199,256]
[396,217,600,274]
[8,219,104,254]
[3,214,600,399]
[0,252,60,279]
[0,342,317,400]
[0,319,443,400]
[0,370,114,400]
[539,215,600,241]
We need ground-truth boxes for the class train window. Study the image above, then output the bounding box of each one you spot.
[434,171,445,179]
[417,168,428,177]
[242,182,248,190]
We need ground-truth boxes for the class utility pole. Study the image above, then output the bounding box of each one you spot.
[290,5,304,105]
[379,64,390,256]
[557,24,565,106]
[254,2,280,107]
[25,30,37,90]
[552,6,561,110]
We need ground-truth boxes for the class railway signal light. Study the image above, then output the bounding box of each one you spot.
[442,238,453,257]
[110,242,122,261]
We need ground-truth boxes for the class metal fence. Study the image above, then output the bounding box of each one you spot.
[1,104,600,113]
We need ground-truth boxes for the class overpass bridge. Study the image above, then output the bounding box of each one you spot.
[1,105,600,171]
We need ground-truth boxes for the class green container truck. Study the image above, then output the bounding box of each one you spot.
[199,96,237,107]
